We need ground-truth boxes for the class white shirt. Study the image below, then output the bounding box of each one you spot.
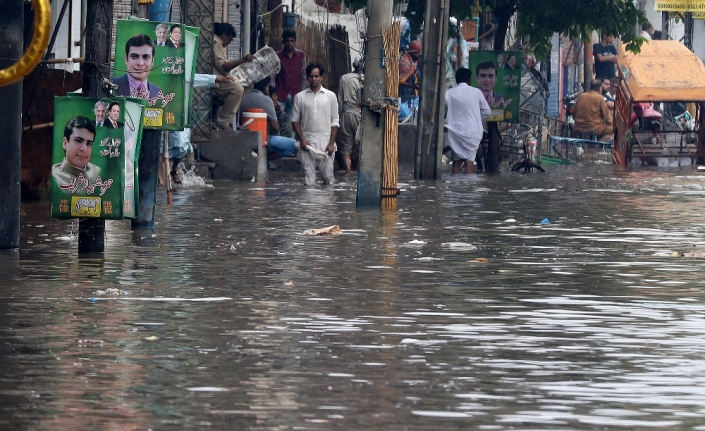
[193,74,216,88]
[445,82,491,159]
[292,86,340,151]
[640,30,651,41]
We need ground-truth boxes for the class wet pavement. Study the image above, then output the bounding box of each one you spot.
[3,164,705,430]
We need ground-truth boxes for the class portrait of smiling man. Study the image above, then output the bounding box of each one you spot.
[52,115,101,186]
[105,102,124,129]
[165,25,184,49]
[93,100,107,127]
[113,34,163,100]
[475,60,505,108]
[154,23,168,47]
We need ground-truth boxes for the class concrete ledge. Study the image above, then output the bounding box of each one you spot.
[198,130,261,180]
[198,125,418,180]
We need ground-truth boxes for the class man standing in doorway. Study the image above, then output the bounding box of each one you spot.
[445,67,491,174]
[273,29,307,132]
[292,63,339,186]
[593,34,618,79]
[213,22,254,130]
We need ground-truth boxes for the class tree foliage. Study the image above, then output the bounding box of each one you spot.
[400,0,647,59]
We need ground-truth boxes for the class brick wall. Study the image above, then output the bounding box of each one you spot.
[111,0,134,73]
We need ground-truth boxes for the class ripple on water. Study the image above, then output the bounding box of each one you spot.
[7,165,705,430]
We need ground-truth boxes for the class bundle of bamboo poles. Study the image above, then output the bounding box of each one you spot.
[381,21,401,209]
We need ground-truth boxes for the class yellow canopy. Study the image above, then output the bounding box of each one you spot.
[618,40,705,102]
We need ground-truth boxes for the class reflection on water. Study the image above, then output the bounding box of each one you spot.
[3,164,705,429]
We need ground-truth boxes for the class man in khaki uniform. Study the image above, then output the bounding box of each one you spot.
[336,61,364,173]
[212,22,254,130]
[573,79,614,142]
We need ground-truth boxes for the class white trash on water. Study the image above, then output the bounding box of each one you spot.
[441,242,476,250]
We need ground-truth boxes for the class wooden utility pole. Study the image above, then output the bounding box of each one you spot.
[584,33,593,94]
[76,0,113,253]
[0,0,23,249]
[414,0,449,180]
[131,1,162,228]
[356,0,393,207]
[268,0,284,48]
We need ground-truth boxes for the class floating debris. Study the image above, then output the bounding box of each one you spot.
[187,387,228,392]
[441,242,476,250]
[472,258,490,263]
[303,225,342,235]
[77,339,104,346]
[94,288,125,296]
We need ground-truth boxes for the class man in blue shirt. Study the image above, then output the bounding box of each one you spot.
[593,34,618,79]
[240,77,297,169]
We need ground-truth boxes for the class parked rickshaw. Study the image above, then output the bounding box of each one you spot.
[614,40,705,166]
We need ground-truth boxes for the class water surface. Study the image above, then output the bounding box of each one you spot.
[3,164,705,430]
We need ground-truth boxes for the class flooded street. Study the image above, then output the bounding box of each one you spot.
[3,164,705,430]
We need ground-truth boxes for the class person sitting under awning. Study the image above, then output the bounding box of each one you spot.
[573,79,613,142]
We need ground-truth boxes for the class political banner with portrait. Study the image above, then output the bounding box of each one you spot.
[468,50,522,122]
[113,19,199,130]
[50,96,146,220]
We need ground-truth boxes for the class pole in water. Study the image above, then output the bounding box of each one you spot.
[357,0,393,207]
[164,130,173,205]
[0,0,22,249]
[132,129,161,228]
[77,0,113,253]
[78,219,105,253]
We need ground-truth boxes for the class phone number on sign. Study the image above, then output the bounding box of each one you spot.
[655,0,705,11]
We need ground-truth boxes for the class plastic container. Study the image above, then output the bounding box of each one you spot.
[241,108,267,146]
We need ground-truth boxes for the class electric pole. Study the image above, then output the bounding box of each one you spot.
[414,0,449,180]
[357,0,393,207]
[0,0,24,249]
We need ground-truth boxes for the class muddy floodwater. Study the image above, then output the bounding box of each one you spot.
[3,164,705,430]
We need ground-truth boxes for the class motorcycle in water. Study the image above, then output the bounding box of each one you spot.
[630,102,662,133]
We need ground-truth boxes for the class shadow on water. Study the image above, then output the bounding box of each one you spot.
[2,164,705,429]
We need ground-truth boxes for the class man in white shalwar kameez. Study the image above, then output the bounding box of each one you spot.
[445,67,491,173]
[292,63,340,185]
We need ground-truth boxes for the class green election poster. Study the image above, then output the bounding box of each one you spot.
[50,96,145,219]
[113,19,198,130]
[468,50,522,122]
